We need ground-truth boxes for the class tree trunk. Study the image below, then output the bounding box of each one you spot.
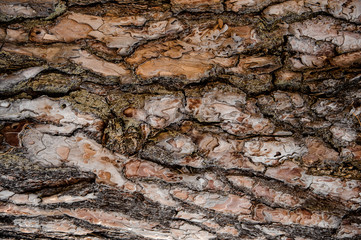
[0,0,361,239]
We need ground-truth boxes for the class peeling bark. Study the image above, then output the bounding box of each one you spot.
[0,0,361,239]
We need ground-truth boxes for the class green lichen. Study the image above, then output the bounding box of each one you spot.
[226,74,274,95]
[0,153,41,171]
[109,92,145,117]
[29,72,81,94]
[0,51,45,72]
[10,92,33,100]
[63,90,111,120]
[306,161,361,180]
[45,1,67,20]
[103,119,142,155]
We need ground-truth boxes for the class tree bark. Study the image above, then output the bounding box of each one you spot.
[0,0,361,239]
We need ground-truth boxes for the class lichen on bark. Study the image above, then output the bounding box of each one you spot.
[0,0,361,239]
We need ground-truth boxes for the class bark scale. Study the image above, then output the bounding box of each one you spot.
[0,0,361,239]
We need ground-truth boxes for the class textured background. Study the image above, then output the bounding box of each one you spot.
[0,0,361,239]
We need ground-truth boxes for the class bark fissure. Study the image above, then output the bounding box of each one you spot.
[1,0,361,239]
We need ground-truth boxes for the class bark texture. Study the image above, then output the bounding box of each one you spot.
[0,0,361,239]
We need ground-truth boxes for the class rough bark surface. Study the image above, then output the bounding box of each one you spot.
[0,0,361,239]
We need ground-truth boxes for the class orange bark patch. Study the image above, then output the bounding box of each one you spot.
[187,99,201,111]
[83,143,96,160]
[56,146,70,161]
[1,121,28,147]
[49,19,92,42]
[123,108,137,117]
